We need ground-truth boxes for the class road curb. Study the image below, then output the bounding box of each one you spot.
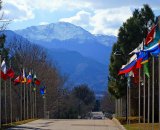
[112,118,126,130]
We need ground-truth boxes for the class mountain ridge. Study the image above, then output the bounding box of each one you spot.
[11,22,117,93]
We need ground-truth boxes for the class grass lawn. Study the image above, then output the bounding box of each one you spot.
[1,119,37,130]
[124,123,160,130]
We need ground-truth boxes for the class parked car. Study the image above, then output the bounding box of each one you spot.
[91,112,105,119]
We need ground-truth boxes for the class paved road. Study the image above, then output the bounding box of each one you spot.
[8,119,121,130]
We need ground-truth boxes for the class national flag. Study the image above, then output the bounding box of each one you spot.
[129,42,144,68]
[129,42,143,55]
[14,76,22,85]
[35,79,40,85]
[118,51,146,75]
[1,60,7,80]
[40,86,46,95]
[149,40,160,57]
[151,47,160,56]
[143,62,150,78]
[140,52,150,78]
[145,24,157,45]
[21,69,27,83]
[6,68,15,78]
[132,66,139,84]
[144,42,159,52]
[135,51,145,69]
[33,74,41,85]
[118,54,137,75]
[141,52,149,64]
[27,71,32,84]
[145,17,160,49]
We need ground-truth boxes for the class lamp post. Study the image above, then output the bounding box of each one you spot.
[114,50,128,122]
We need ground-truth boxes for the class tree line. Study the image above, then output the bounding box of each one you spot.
[0,1,97,124]
[108,4,160,121]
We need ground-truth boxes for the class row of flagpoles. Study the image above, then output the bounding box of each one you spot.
[118,16,160,129]
[0,58,47,128]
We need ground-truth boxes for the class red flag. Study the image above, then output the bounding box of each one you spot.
[136,58,143,69]
[7,68,15,78]
[1,60,7,80]
[132,66,139,84]
[1,71,7,80]
[145,24,157,45]
[35,79,40,85]
[14,76,22,85]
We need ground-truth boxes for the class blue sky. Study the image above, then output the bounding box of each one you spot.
[1,0,160,36]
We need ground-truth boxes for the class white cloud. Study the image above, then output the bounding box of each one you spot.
[60,11,91,29]
[2,0,89,22]
[60,7,132,36]
[2,0,34,21]
[1,0,159,35]
[90,7,132,35]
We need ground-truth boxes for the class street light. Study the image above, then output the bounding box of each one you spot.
[114,50,128,123]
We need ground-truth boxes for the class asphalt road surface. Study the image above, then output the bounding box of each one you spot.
[8,119,121,130]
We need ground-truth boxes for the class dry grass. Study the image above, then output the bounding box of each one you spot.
[1,119,37,130]
[124,123,160,130]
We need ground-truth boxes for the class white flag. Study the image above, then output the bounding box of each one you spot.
[129,42,143,55]
[1,60,6,74]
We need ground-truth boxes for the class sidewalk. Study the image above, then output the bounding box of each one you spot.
[112,118,126,130]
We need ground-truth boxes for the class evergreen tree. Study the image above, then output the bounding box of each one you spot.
[108,4,155,98]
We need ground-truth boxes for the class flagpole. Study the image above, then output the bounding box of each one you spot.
[127,77,129,124]
[0,54,1,128]
[30,69,33,119]
[159,54,160,129]
[143,71,146,125]
[24,79,26,120]
[44,93,46,118]
[152,57,154,130]
[33,87,34,118]
[32,70,35,118]
[139,68,141,130]
[20,82,22,120]
[30,80,32,119]
[27,81,28,119]
[24,83,25,120]
[127,76,130,124]
[35,86,37,118]
[128,76,131,124]
[148,77,150,128]
[4,80,7,124]
[9,60,12,124]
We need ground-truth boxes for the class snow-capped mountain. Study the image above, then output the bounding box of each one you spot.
[15,22,116,65]
[14,22,117,93]
[16,22,95,43]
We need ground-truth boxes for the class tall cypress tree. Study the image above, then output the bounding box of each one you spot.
[108,4,155,98]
